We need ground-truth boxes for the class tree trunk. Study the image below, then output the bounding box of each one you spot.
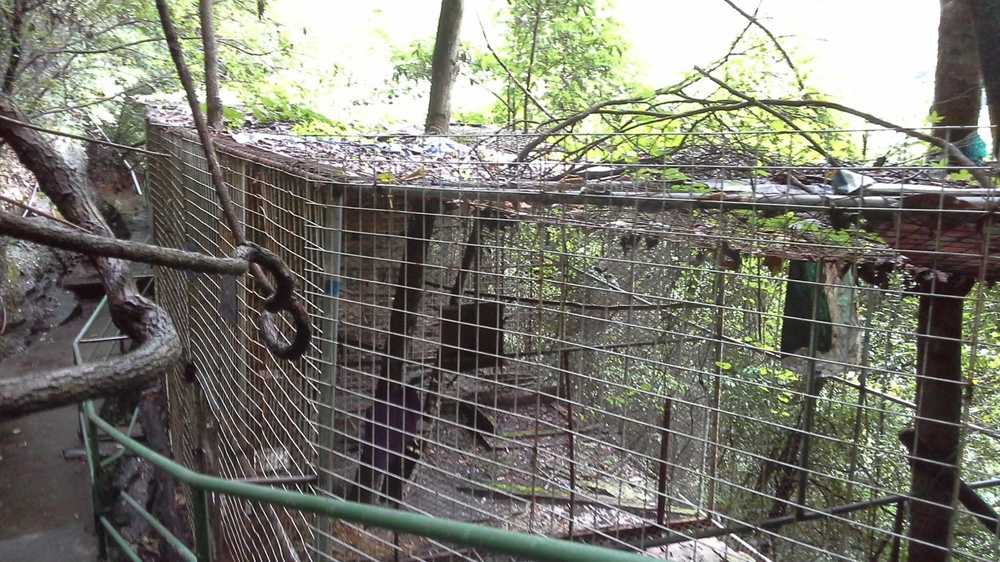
[907,275,974,562]
[137,393,193,562]
[424,0,464,134]
[2,0,26,94]
[200,0,223,129]
[932,0,981,144]
[965,0,1000,157]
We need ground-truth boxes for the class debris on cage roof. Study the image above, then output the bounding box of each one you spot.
[147,109,1000,280]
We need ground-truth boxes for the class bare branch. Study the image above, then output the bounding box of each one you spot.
[49,35,198,56]
[476,14,554,126]
[515,95,651,162]
[720,0,806,92]
[32,73,177,118]
[155,0,311,360]
[750,97,995,188]
[0,113,169,156]
[696,66,840,165]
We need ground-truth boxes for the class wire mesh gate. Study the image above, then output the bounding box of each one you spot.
[145,121,1000,561]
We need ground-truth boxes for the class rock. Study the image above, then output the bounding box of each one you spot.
[0,240,81,361]
[97,197,131,240]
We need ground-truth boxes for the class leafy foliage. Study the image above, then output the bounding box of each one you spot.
[387,0,636,130]
[0,0,295,136]
[491,0,635,129]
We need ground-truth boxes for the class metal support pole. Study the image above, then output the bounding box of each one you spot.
[315,188,343,559]
[191,487,212,561]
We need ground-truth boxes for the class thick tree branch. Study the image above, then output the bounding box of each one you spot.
[155,0,310,359]
[0,211,249,274]
[0,313,180,420]
[0,93,182,419]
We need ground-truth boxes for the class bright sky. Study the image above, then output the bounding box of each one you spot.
[275,0,940,127]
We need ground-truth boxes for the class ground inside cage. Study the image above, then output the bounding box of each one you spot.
[326,374,718,561]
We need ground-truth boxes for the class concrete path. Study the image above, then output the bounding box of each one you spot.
[0,307,101,562]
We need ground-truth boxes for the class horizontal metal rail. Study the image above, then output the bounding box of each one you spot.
[81,401,660,562]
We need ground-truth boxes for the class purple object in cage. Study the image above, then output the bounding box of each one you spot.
[361,385,423,472]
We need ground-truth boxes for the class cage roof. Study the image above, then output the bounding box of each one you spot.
[149,119,1000,282]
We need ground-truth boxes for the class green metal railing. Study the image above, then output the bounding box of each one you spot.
[80,401,658,562]
[74,297,661,562]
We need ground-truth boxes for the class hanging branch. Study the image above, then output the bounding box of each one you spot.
[155,0,310,360]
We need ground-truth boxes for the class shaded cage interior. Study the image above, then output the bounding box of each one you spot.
[143,122,1000,562]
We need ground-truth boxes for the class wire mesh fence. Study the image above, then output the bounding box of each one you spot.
[146,121,1000,562]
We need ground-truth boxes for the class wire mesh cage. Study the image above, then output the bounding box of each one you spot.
[146,120,1000,562]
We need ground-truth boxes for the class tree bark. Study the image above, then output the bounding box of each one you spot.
[2,0,26,94]
[907,274,974,562]
[965,0,1000,157]
[424,0,464,134]
[200,0,224,129]
[0,94,182,419]
[932,1,981,144]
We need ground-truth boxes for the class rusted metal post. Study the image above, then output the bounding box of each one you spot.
[907,274,974,561]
